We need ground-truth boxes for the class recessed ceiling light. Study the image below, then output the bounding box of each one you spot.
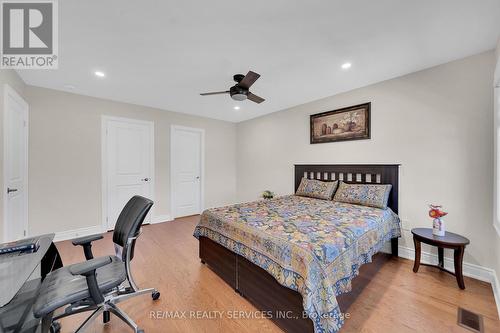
[234,106,240,110]
[94,71,106,77]
[341,62,352,70]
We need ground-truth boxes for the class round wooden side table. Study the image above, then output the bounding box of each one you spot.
[411,228,470,289]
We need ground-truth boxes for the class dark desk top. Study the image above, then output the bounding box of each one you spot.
[411,228,470,246]
[0,234,54,307]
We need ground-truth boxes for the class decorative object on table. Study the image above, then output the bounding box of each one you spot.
[411,228,470,289]
[262,190,274,199]
[429,204,447,236]
[310,102,370,144]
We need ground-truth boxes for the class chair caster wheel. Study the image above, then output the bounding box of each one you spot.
[138,329,144,333]
[152,291,160,300]
[103,310,111,323]
[50,321,61,333]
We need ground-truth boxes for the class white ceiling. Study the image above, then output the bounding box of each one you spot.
[18,0,500,122]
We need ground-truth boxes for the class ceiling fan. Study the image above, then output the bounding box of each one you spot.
[200,71,265,104]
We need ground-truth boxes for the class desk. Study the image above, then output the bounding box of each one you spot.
[0,234,62,333]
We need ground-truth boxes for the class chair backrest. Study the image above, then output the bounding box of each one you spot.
[112,195,153,260]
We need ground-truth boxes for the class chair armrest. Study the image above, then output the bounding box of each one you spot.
[71,234,103,260]
[69,256,112,276]
[69,256,112,305]
[72,233,103,246]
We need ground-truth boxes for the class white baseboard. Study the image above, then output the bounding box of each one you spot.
[151,215,172,224]
[54,225,104,242]
[397,245,493,282]
[396,245,500,318]
[492,270,500,319]
[53,215,172,242]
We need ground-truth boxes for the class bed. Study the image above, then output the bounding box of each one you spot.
[194,164,401,333]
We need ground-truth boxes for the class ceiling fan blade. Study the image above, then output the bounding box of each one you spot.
[247,92,265,104]
[238,71,260,89]
[200,91,230,96]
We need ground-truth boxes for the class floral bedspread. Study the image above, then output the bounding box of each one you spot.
[193,195,401,333]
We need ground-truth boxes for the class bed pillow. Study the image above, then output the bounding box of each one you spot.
[295,178,338,200]
[333,182,392,209]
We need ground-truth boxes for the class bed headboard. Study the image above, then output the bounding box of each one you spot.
[294,164,400,213]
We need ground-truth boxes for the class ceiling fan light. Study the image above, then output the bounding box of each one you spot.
[231,93,247,101]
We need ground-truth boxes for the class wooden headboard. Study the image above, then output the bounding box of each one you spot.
[294,164,400,214]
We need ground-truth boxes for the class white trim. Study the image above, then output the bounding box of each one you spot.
[494,39,500,87]
[492,269,500,320]
[494,222,500,240]
[170,125,205,219]
[54,214,173,243]
[151,215,173,224]
[495,86,500,238]
[101,116,155,230]
[3,84,29,242]
[54,215,172,242]
[101,118,107,230]
[396,245,500,317]
[53,225,105,242]
[397,245,493,282]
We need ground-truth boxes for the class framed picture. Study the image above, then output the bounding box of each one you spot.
[310,102,371,144]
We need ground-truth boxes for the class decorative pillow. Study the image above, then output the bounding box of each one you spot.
[333,182,392,209]
[295,178,338,200]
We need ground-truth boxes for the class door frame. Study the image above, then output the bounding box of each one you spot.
[170,125,205,219]
[101,115,155,230]
[3,84,29,241]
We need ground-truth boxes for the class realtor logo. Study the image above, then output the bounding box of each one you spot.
[1,0,58,68]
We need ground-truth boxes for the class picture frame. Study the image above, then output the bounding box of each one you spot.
[310,102,371,144]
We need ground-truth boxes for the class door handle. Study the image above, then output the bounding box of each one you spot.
[141,178,150,182]
[7,188,18,194]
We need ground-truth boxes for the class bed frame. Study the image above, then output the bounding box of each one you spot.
[199,164,400,333]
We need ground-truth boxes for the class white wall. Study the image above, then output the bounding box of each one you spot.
[0,70,27,240]
[493,39,500,313]
[1,50,498,278]
[236,51,496,269]
[24,86,237,236]
[494,38,500,237]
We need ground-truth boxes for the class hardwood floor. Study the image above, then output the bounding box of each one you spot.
[55,216,499,332]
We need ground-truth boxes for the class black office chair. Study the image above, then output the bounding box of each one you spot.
[33,196,160,333]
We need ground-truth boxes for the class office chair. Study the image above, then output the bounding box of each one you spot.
[33,196,160,333]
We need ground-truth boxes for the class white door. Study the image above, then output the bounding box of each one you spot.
[3,85,29,241]
[171,126,204,218]
[103,117,154,230]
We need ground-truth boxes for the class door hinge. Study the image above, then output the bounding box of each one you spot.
[23,230,26,236]
[23,120,27,127]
